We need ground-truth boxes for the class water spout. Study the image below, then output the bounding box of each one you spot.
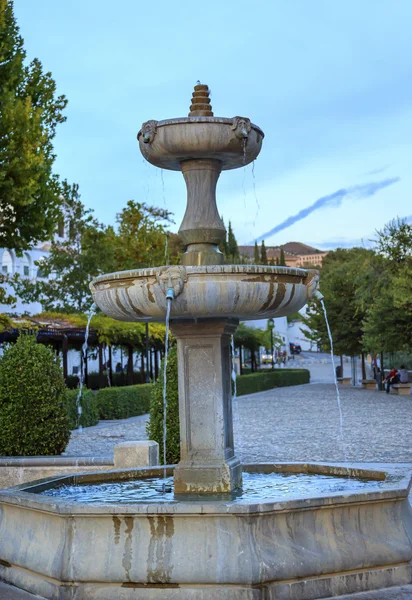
[241,129,248,138]
[313,289,324,301]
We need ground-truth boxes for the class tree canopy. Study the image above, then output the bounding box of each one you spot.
[0,0,67,251]
[302,219,412,355]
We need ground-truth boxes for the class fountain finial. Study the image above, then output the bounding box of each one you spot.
[189,83,213,117]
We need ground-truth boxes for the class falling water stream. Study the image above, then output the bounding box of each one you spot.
[160,169,166,206]
[162,297,172,492]
[319,299,349,467]
[76,305,96,431]
[231,336,240,450]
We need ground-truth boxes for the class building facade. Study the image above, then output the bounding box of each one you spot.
[238,242,328,267]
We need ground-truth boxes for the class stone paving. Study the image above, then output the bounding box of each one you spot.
[65,380,412,464]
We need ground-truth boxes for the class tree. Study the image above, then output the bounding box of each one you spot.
[227,221,239,262]
[260,240,268,265]
[113,200,175,270]
[234,323,264,372]
[362,219,412,352]
[218,217,229,257]
[12,181,116,312]
[301,247,373,356]
[253,241,260,264]
[0,0,68,251]
[279,248,286,266]
[13,191,181,312]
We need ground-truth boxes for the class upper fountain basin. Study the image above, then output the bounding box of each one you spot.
[90,265,319,322]
[137,117,264,171]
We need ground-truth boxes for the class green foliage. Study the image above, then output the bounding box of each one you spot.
[302,247,373,356]
[12,195,181,313]
[0,334,70,455]
[253,241,260,264]
[279,248,286,266]
[226,221,240,262]
[15,312,166,348]
[114,201,174,269]
[95,384,152,420]
[12,182,116,313]
[0,0,67,251]
[64,388,99,429]
[147,346,179,465]
[362,219,412,352]
[234,323,264,352]
[236,369,310,396]
[260,240,268,265]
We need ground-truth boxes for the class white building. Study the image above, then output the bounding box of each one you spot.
[0,243,51,315]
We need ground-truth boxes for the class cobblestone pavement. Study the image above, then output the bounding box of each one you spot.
[234,383,412,463]
[65,381,412,464]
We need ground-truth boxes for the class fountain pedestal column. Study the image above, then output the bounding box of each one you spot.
[170,318,242,494]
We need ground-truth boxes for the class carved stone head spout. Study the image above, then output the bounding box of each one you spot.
[232,116,252,140]
[139,120,158,144]
[156,265,187,298]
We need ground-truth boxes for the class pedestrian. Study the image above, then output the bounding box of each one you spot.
[398,365,409,384]
[385,366,399,394]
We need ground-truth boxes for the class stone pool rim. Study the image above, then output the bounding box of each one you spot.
[1,462,410,516]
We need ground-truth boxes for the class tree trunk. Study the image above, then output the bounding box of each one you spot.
[361,352,366,380]
[154,349,159,380]
[239,344,243,375]
[140,351,145,381]
[108,345,113,385]
[149,347,154,381]
[98,344,105,389]
[127,345,134,386]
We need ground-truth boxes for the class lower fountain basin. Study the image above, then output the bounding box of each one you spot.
[90,265,319,322]
[1,463,411,600]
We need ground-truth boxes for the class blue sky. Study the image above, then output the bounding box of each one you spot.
[14,0,412,248]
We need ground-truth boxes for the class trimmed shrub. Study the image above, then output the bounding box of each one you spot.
[0,334,70,456]
[236,369,310,396]
[95,384,153,420]
[65,389,99,429]
[146,346,179,465]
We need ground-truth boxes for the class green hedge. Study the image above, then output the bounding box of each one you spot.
[95,384,153,420]
[236,369,310,396]
[65,389,100,429]
[0,334,70,456]
[146,347,179,465]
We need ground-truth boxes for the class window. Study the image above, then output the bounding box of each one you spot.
[57,217,65,238]
[22,253,31,277]
[36,258,46,279]
[1,250,13,275]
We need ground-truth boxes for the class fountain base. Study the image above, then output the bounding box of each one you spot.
[174,454,242,494]
[1,463,411,600]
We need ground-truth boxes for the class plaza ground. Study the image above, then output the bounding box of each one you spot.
[65,355,412,464]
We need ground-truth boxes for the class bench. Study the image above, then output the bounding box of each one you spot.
[337,377,351,385]
[362,379,377,390]
[391,383,412,396]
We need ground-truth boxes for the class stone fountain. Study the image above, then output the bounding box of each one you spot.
[1,85,412,600]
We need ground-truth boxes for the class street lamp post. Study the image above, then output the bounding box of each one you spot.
[268,318,275,370]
